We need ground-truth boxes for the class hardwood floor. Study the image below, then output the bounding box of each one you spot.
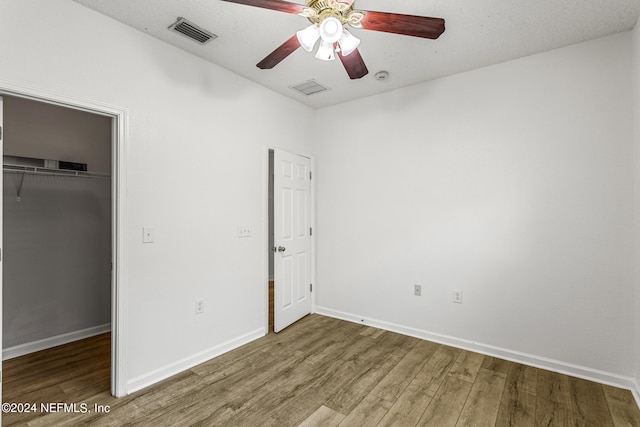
[3,315,640,426]
[2,332,111,426]
[269,280,274,332]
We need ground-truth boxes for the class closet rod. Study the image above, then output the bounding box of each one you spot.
[2,164,111,180]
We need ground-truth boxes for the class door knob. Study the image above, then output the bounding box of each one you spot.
[277,246,286,252]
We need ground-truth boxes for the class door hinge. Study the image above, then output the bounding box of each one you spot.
[0,125,3,140]
[310,283,313,292]
[309,171,312,180]
[310,227,312,236]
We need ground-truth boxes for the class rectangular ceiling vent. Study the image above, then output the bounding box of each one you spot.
[169,17,217,45]
[290,80,331,96]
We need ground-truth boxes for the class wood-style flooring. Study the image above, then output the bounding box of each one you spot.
[269,280,274,332]
[3,314,640,426]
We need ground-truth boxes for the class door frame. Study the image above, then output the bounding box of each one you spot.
[0,95,4,421]
[0,80,128,397]
[264,146,316,334]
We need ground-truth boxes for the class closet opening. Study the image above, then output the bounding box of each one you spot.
[1,94,116,401]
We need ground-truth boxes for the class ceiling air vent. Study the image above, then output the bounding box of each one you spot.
[290,80,331,96]
[169,17,217,45]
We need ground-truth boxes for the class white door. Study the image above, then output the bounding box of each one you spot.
[273,149,311,333]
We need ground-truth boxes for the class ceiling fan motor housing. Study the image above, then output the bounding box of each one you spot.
[302,0,364,29]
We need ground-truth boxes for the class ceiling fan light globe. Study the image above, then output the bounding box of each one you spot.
[315,40,336,61]
[338,29,360,56]
[296,25,320,52]
[319,16,343,43]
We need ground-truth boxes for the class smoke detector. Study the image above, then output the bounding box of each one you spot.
[375,71,390,81]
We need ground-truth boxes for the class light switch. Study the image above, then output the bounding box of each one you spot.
[237,225,252,238]
[143,227,155,243]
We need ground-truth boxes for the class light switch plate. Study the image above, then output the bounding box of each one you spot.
[237,225,252,238]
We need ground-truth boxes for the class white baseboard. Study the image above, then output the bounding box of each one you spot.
[632,379,640,409]
[126,327,265,395]
[315,306,637,394]
[3,323,111,360]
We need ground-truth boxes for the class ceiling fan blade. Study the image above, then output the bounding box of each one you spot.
[220,0,306,14]
[361,11,445,39]
[337,48,368,79]
[257,34,301,69]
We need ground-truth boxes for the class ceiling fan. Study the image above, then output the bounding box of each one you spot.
[220,0,445,79]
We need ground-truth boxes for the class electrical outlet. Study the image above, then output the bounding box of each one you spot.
[237,225,252,238]
[414,284,422,296]
[452,289,462,304]
[195,298,205,314]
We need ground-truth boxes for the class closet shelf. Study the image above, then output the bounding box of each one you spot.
[3,163,110,201]
[2,163,111,180]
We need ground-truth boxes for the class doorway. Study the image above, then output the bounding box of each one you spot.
[0,85,126,399]
[268,148,313,333]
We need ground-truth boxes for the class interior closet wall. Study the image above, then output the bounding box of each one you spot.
[3,95,112,353]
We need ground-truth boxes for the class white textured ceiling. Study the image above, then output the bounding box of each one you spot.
[73,0,640,109]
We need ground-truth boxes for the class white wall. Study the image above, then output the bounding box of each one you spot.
[315,33,635,381]
[0,0,313,392]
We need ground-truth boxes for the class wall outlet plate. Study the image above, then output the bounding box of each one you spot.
[414,284,422,296]
[453,289,462,304]
[195,298,205,314]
